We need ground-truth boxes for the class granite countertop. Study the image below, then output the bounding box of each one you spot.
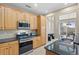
[45,39,76,55]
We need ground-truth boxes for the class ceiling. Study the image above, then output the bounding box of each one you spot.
[4,3,76,15]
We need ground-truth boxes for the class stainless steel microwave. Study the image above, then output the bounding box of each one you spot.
[18,21,30,30]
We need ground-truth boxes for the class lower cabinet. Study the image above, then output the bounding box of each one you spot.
[0,40,19,55]
[33,37,38,48]
[9,41,19,55]
[0,43,9,55]
[41,36,46,45]
[0,46,9,55]
[33,36,41,49]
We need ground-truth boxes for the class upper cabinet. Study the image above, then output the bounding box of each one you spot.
[0,6,5,30]
[19,12,26,21]
[16,11,30,24]
[4,7,18,29]
[41,16,46,27]
[23,12,30,22]
[30,14,37,29]
[0,5,37,30]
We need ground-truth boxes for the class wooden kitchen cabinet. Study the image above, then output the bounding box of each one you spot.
[0,40,19,55]
[0,46,9,55]
[37,16,46,45]
[37,16,41,35]
[0,5,38,30]
[33,37,38,48]
[41,16,46,26]
[0,43,9,55]
[33,36,41,49]
[34,15,37,29]
[8,41,19,55]
[36,37,41,47]
[16,11,21,21]
[30,14,34,29]
[16,11,30,23]
[0,6,5,30]
[22,12,29,20]
[41,16,46,45]
[4,7,17,29]
[23,12,30,22]
[30,14,37,29]
[20,12,26,20]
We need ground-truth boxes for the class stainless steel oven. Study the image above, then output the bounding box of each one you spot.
[17,31,33,54]
[19,40,33,54]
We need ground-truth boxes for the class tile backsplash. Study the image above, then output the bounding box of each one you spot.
[0,30,17,35]
[0,30,17,39]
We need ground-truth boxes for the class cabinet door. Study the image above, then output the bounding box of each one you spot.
[4,7,17,29]
[33,37,41,48]
[19,12,26,21]
[0,46,9,55]
[0,43,9,55]
[16,11,21,21]
[22,13,30,22]
[23,13,28,20]
[33,37,38,48]
[4,7,11,29]
[41,16,46,45]
[37,16,41,35]
[17,12,26,21]
[9,41,19,55]
[30,14,37,29]
[0,6,5,30]
[37,37,42,47]
[21,12,25,20]
[11,10,17,29]
[30,14,34,29]
[26,13,30,21]
[34,15,37,29]
[41,27,46,45]
[41,16,46,26]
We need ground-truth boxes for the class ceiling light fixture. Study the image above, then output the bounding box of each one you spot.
[34,3,38,7]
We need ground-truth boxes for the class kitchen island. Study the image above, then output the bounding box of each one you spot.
[45,39,76,55]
